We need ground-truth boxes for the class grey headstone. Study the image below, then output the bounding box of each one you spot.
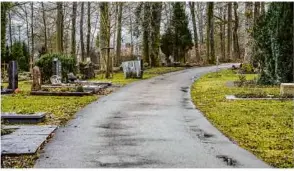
[7,61,18,90]
[122,59,143,79]
[52,58,62,79]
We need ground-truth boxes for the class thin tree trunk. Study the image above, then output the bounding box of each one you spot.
[197,3,204,44]
[244,2,254,63]
[189,2,200,62]
[8,10,13,49]
[233,2,240,59]
[129,6,134,56]
[220,5,225,61]
[116,2,123,66]
[206,2,214,63]
[30,2,34,73]
[209,2,215,63]
[86,2,91,57]
[254,2,261,24]
[56,2,63,53]
[71,2,77,57]
[41,2,47,52]
[80,2,85,61]
[227,2,232,61]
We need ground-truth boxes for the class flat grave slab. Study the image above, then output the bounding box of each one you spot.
[1,112,46,124]
[225,95,293,100]
[1,125,57,155]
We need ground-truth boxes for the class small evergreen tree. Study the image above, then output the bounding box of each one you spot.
[171,2,193,62]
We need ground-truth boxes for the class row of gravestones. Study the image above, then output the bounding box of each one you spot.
[1,59,63,92]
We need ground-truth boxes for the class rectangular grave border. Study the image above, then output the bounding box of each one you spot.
[30,91,93,96]
[1,112,46,124]
[225,95,293,100]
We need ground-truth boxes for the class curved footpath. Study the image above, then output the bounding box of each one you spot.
[35,64,269,168]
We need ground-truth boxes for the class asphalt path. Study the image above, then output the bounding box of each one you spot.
[35,64,269,168]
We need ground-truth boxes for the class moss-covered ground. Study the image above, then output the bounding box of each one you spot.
[191,69,293,168]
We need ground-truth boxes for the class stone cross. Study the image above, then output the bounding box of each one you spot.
[31,66,41,91]
[7,61,18,90]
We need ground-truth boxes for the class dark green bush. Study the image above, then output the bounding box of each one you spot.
[35,53,76,83]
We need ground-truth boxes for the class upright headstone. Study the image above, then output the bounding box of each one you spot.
[7,61,18,90]
[122,59,143,79]
[52,58,62,79]
[31,66,41,91]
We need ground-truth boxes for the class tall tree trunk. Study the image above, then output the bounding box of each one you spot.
[196,3,204,44]
[80,2,85,61]
[116,2,123,66]
[129,5,133,56]
[142,3,151,65]
[23,4,30,53]
[113,3,118,52]
[189,2,200,62]
[30,2,34,73]
[86,2,91,57]
[206,2,215,63]
[41,2,47,52]
[233,2,240,59]
[8,10,12,48]
[71,2,77,57]
[227,2,232,61]
[99,2,111,78]
[260,2,265,16]
[219,5,225,61]
[254,2,261,24]
[150,2,162,67]
[56,2,63,53]
[244,2,254,63]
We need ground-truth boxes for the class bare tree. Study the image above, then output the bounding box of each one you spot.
[41,2,47,52]
[206,2,215,63]
[71,2,77,56]
[30,2,34,73]
[99,2,111,78]
[233,2,240,59]
[244,2,253,63]
[227,2,232,60]
[56,2,63,52]
[80,2,85,61]
[86,2,91,57]
[189,2,200,62]
[116,2,123,66]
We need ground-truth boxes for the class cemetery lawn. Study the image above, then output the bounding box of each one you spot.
[191,69,293,168]
[1,81,97,125]
[90,66,186,85]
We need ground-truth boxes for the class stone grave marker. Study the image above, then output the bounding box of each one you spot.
[122,59,143,79]
[52,58,62,79]
[7,61,18,90]
[31,66,42,91]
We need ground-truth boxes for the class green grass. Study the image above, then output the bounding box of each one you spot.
[191,69,293,168]
[1,82,97,125]
[90,67,185,85]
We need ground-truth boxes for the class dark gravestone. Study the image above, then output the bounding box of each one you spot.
[7,61,18,90]
[52,58,62,78]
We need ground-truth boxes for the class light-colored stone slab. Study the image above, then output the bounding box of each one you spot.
[280,83,294,96]
[1,125,57,155]
[225,95,292,100]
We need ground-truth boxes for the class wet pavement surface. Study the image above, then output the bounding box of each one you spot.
[35,64,269,168]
